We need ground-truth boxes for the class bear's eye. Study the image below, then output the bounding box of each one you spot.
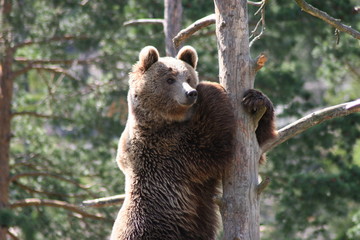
[167,78,175,84]
[187,78,191,84]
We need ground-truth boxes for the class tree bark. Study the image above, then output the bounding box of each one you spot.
[214,1,261,240]
[0,2,13,239]
[173,14,215,48]
[164,0,182,56]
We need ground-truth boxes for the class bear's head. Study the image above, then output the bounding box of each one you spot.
[129,46,199,124]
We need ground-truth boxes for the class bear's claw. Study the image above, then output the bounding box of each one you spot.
[242,89,271,115]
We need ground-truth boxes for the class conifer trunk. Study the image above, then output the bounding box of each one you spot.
[0,44,13,240]
[214,1,261,239]
[0,1,13,239]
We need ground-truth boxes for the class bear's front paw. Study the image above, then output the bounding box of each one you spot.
[242,89,272,115]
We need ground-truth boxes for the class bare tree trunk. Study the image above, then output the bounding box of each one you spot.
[164,0,182,56]
[214,1,261,240]
[0,1,13,239]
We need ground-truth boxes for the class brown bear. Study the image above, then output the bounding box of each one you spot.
[110,46,276,240]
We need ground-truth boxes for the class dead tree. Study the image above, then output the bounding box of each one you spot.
[214,1,262,239]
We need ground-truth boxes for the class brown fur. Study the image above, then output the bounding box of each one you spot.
[242,89,277,163]
[111,46,276,239]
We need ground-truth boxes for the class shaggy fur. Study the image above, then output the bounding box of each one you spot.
[110,46,276,240]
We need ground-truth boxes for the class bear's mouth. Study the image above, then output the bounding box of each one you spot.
[164,104,192,122]
[177,91,198,106]
[178,98,197,106]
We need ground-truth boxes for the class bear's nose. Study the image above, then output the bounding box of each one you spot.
[186,90,198,99]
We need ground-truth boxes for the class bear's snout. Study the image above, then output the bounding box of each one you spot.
[186,89,198,99]
[177,82,197,106]
[184,89,197,105]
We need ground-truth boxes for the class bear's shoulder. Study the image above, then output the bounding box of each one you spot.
[193,81,234,123]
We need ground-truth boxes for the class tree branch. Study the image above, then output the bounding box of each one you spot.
[249,0,267,48]
[262,99,360,153]
[13,35,89,49]
[11,155,98,178]
[172,1,269,48]
[10,198,107,220]
[248,1,264,6]
[13,65,79,81]
[9,172,89,190]
[11,161,39,170]
[13,181,88,198]
[294,0,360,40]
[11,111,67,120]
[123,19,164,26]
[123,0,265,35]
[253,53,267,72]
[7,229,19,240]
[173,14,215,48]
[82,194,125,208]
[33,66,79,81]
[14,57,98,65]
[11,65,33,79]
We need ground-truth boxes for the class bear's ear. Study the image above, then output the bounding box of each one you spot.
[139,46,160,72]
[176,46,198,69]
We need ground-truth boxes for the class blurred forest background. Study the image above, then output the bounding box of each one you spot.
[0,0,359,239]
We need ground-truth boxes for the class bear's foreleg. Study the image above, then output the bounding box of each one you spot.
[242,89,277,163]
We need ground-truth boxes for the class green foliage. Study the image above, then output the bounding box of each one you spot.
[4,0,360,239]
[7,0,133,239]
[257,1,360,239]
[0,209,16,227]
[276,166,360,235]
[347,210,360,240]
